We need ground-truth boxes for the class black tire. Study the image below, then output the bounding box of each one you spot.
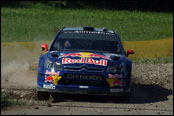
[37,91,50,100]
[122,91,132,101]
[51,93,63,102]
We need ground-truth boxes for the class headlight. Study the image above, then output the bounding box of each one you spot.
[44,58,54,68]
[54,62,62,70]
[107,65,121,74]
[44,58,62,70]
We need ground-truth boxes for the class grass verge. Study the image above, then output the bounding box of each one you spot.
[132,57,173,64]
[1,7,173,42]
[1,91,10,108]
[1,91,26,108]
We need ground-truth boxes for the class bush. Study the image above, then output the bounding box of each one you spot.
[1,1,173,12]
[1,91,10,108]
[47,1,67,7]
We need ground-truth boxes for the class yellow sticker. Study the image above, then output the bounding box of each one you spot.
[106,78,116,88]
[106,78,122,87]
[52,76,62,85]
[79,52,93,58]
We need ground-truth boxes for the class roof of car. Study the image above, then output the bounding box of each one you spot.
[57,27,120,42]
[62,27,115,34]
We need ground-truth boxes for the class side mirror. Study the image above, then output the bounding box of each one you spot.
[126,49,134,57]
[41,44,48,52]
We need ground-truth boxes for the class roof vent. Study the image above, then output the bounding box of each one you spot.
[102,27,107,32]
[83,26,94,31]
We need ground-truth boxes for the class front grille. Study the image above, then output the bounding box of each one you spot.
[58,74,109,87]
[64,65,104,72]
[62,74,104,80]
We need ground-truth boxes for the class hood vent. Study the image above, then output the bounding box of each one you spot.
[83,26,94,31]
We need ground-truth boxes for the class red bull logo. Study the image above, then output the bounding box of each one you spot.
[112,79,122,86]
[88,54,108,59]
[45,70,61,85]
[107,74,123,87]
[45,75,62,85]
[62,58,107,66]
[59,52,111,60]
[60,53,82,57]
[45,76,54,83]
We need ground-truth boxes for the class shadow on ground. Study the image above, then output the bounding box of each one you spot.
[51,83,172,104]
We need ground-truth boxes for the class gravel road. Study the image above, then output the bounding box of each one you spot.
[1,63,173,115]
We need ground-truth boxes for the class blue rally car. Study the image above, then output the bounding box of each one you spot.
[37,27,134,100]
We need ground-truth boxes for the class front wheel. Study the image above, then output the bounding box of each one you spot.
[37,91,50,100]
[122,90,132,101]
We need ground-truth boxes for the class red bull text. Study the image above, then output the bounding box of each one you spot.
[45,70,60,76]
[62,58,107,66]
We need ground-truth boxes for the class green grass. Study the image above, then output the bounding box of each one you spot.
[1,91,26,108]
[1,7,173,42]
[1,91,10,108]
[132,57,173,64]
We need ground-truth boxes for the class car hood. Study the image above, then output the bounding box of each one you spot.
[47,51,125,68]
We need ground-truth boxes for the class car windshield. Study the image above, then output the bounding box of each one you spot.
[51,39,121,54]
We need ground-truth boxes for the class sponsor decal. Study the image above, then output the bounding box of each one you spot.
[45,76,54,83]
[112,79,122,87]
[110,88,123,93]
[79,86,89,89]
[108,74,121,78]
[59,52,111,60]
[43,84,55,90]
[60,53,82,58]
[62,58,107,66]
[63,30,115,35]
[65,74,102,80]
[88,54,108,59]
[45,75,62,85]
[62,58,85,64]
[106,74,123,87]
[45,70,60,76]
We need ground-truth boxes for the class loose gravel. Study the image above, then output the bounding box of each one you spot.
[1,63,173,115]
[1,63,173,102]
[132,63,173,90]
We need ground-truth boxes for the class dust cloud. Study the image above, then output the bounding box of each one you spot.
[1,42,46,88]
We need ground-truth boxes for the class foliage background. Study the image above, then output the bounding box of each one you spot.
[1,1,173,12]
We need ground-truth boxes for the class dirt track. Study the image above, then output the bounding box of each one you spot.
[1,62,173,115]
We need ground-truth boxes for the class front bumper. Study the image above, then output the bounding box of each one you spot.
[37,84,131,96]
[37,67,131,96]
